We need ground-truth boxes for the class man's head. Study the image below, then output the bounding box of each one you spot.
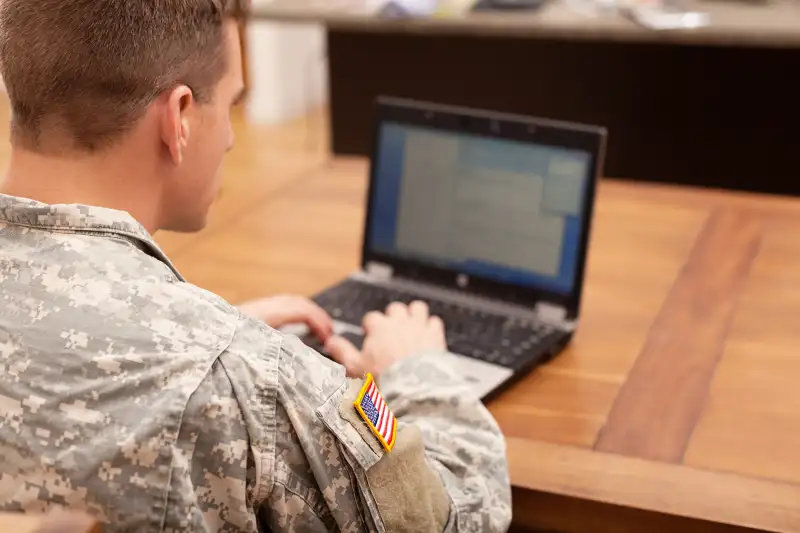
[0,0,249,232]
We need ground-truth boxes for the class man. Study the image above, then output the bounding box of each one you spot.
[0,1,511,532]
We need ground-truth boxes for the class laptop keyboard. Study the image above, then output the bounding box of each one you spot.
[302,279,559,368]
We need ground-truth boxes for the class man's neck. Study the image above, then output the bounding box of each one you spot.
[0,147,163,233]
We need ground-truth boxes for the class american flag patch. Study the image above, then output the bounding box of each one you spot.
[353,373,397,453]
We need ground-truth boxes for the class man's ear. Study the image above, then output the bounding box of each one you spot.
[161,85,194,165]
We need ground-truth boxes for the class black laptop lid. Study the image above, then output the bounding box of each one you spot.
[362,97,606,319]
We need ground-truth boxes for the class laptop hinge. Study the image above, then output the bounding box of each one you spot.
[535,302,576,331]
[364,261,393,281]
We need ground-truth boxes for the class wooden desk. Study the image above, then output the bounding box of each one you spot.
[170,157,800,532]
[0,510,100,533]
[249,0,800,197]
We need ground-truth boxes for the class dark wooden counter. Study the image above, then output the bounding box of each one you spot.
[249,0,800,195]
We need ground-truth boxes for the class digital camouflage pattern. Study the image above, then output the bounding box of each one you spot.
[0,194,512,532]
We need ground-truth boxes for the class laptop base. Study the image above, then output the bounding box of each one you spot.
[287,274,572,400]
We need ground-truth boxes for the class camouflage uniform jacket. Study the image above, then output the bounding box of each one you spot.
[0,194,512,533]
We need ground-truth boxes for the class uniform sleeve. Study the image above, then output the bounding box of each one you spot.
[260,334,512,533]
[376,353,513,532]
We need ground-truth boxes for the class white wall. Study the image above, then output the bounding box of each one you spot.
[244,15,328,125]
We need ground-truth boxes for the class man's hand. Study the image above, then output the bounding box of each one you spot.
[238,295,333,341]
[325,301,447,378]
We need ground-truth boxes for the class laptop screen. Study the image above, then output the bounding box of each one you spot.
[367,121,593,296]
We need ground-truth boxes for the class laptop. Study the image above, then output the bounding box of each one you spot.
[294,97,606,401]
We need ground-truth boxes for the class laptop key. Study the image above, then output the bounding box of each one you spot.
[300,334,325,354]
[498,353,518,367]
[300,330,364,359]
[485,350,502,364]
[340,331,365,351]
[309,278,562,369]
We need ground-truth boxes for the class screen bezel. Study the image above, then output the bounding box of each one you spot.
[361,97,607,319]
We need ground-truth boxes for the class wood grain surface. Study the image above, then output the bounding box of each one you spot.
[155,143,800,531]
[0,510,101,533]
[2,91,798,531]
[595,210,763,461]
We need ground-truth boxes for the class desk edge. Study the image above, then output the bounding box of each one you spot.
[507,437,800,532]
